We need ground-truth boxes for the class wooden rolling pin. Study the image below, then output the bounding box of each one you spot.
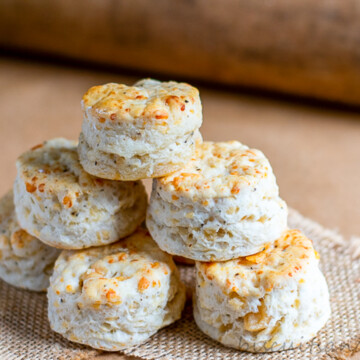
[1,0,360,105]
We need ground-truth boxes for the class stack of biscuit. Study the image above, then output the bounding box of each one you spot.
[0,78,330,353]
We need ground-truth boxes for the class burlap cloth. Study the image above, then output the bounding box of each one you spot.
[1,208,359,360]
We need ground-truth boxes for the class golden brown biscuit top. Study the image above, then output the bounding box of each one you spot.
[51,229,176,307]
[158,141,275,199]
[198,230,319,293]
[16,138,138,209]
[82,79,201,125]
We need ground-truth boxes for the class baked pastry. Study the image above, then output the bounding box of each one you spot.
[147,141,287,261]
[14,138,147,249]
[78,79,203,180]
[0,190,60,291]
[48,229,186,351]
[194,229,331,352]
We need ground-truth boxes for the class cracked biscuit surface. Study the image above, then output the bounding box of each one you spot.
[147,141,287,261]
[0,190,60,291]
[14,138,147,249]
[48,229,186,351]
[194,229,331,352]
[78,79,203,180]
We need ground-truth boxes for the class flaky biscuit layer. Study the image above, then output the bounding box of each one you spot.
[79,79,202,180]
[194,230,331,352]
[147,141,287,260]
[14,138,147,249]
[48,229,186,351]
[0,190,60,291]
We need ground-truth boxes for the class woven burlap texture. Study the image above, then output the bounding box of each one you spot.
[1,208,359,360]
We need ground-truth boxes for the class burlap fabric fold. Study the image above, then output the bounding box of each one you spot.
[1,208,359,360]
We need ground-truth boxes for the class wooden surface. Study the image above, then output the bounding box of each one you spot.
[1,0,360,105]
[0,57,359,359]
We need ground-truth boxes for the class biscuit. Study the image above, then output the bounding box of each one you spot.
[14,138,147,249]
[194,229,331,352]
[0,190,60,291]
[48,229,186,351]
[78,79,203,180]
[147,141,287,261]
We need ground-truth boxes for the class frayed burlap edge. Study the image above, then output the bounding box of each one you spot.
[0,208,359,360]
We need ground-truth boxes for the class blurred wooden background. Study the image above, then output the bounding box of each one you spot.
[1,0,360,105]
